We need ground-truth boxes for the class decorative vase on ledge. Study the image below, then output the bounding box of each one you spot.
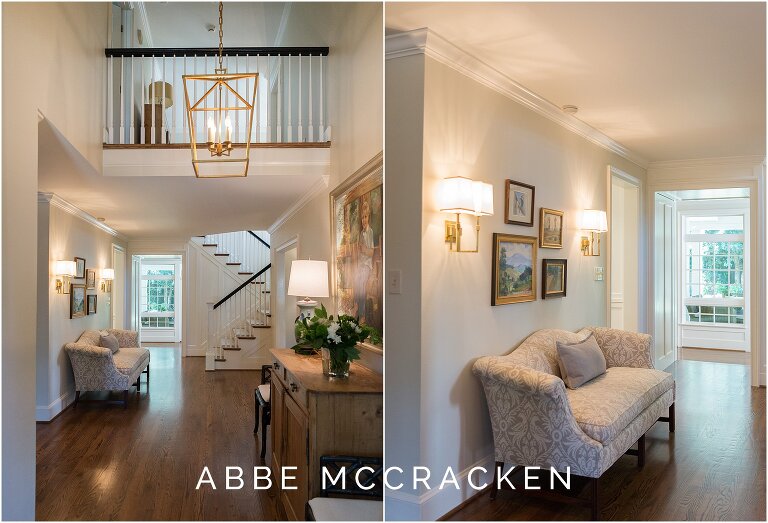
[321,347,351,378]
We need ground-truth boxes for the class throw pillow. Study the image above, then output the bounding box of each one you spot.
[556,334,606,388]
[100,333,120,354]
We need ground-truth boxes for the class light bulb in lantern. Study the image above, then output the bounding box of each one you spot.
[225,116,232,143]
[207,117,215,143]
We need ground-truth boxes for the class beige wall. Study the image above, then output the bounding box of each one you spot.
[385,54,647,519]
[37,200,126,421]
[270,3,383,372]
[2,3,108,517]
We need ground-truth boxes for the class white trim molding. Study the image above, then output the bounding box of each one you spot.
[268,175,330,234]
[38,192,126,240]
[130,2,154,48]
[386,28,648,168]
[36,390,75,422]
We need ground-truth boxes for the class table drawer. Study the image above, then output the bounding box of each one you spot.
[284,368,307,409]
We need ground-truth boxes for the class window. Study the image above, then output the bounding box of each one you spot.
[140,263,176,330]
[682,213,746,326]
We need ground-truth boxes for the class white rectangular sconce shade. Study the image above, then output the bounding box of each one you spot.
[54,260,76,276]
[580,210,608,232]
[440,177,494,216]
[101,268,115,280]
[287,260,329,298]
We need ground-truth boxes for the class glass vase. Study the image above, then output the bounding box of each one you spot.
[321,347,351,378]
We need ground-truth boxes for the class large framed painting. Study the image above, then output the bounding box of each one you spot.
[542,258,567,299]
[539,208,564,248]
[330,154,383,351]
[505,180,535,226]
[70,284,86,318]
[492,233,537,305]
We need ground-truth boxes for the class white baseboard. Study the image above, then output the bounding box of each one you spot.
[36,390,75,422]
[186,345,206,357]
[385,455,495,521]
[681,347,750,365]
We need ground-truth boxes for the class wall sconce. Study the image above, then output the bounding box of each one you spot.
[54,260,76,294]
[580,210,608,256]
[101,268,115,292]
[439,177,494,253]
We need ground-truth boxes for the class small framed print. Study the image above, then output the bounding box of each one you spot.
[70,284,86,318]
[86,269,96,289]
[505,180,535,226]
[74,257,86,279]
[86,294,97,315]
[492,233,537,305]
[539,208,564,248]
[542,259,567,299]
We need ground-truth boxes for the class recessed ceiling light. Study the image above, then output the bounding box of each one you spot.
[97,217,106,222]
[562,105,579,115]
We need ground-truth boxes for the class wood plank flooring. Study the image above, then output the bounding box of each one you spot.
[445,360,766,521]
[36,347,281,520]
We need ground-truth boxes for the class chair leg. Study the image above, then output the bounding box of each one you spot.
[137,378,141,392]
[254,394,260,434]
[260,406,269,459]
[73,391,80,409]
[669,403,675,432]
[591,477,601,520]
[490,461,503,500]
[123,390,129,409]
[637,434,646,467]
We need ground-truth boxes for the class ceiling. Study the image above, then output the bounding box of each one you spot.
[38,118,324,239]
[386,2,766,163]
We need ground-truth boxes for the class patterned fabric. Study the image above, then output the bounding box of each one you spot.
[65,329,148,392]
[473,327,674,478]
[588,327,654,369]
[107,329,140,349]
[566,367,674,443]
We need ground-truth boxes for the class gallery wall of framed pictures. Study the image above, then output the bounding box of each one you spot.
[493,179,568,305]
[68,257,100,318]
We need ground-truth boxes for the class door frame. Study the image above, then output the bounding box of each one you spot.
[111,243,126,329]
[274,236,299,348]
[134,254,183,343]
[606,166,643,330]
[648,175,763,387]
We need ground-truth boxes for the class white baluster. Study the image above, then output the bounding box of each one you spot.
[298,54,303,142]
[266,54,271,141]
[108,56,114,144]
[140,55,145,143]
[172,54,176,144]
[277,56,282,142]
[287,55,292,141]
[130,55,135,144]
[119,55,125,144]
[308,54,313,142]
[150,56,156,144]
[320,55,324,141]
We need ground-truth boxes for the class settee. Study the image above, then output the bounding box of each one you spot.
[472,327,675,519]
[65,329,150,408]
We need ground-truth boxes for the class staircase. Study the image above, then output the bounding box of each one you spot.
[191,231,273,370]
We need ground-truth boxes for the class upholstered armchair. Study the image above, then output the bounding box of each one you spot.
[472,327,674,519]
[65,329,150,408]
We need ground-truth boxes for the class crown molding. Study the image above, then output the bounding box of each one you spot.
[386,28,649,169]
[647,155,766,171]
[38,192,126,240]
[268,176,330,234]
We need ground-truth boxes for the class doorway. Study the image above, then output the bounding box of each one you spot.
[609,169,640,331]
[112,244,126,329]
[274,239,298,348]
[132,255,183,343]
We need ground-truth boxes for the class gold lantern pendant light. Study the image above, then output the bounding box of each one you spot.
[182,2,258,178]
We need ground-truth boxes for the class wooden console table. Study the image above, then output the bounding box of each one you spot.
[269,348,383,520]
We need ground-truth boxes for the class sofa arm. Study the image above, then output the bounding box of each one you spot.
[65,343,131,392]
[107,329,139,348]
[588,327,653,369]
[473,357,602,476]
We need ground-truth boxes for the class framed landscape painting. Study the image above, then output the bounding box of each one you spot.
[504,180,535,226]
[542,258,567,299]
[539,208,564,248]
[70,284,86,318]
[492,233,537,305]
[330,155,383,351]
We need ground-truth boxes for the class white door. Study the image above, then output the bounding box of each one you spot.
[654,193,676,370]
[610,173,640,331]
[138,256,182,343]
[112,244,126,329]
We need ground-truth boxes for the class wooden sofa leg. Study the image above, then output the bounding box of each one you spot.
[638,434,646,467]
[123,390,129,409]
[490,461,503,500]
[669,403,675,432]
[591,477,601,521]
[73,391,80,409]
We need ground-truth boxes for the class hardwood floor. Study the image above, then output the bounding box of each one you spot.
[36,347,281,520]
[445,360,766,521]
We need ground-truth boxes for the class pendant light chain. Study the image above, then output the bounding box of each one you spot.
[218,1,225,72]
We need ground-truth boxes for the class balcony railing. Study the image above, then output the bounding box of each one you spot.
[104,47,330,146]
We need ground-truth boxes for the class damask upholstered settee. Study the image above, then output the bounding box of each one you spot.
[65,329,150,408]
[472,327,675,519]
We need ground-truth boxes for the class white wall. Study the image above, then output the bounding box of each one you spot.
[2,3,109,517]
[610,177,640,330]
[269,3,383,373]
[36,198,126,421]
[385,52,647,519]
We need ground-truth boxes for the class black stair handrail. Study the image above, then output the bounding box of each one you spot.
[248,230,270,249]
[214,263,271,310]
[105,47,328,58]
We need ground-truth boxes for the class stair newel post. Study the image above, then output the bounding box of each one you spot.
[206,302,215,371]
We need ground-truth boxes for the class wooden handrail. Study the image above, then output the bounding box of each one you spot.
[248,230,270,249]
[213,263,271,310]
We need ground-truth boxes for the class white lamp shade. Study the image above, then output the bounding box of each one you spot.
[54,260,76,276]
[580,210,608,232]
[439,177,476,214]
[101,268,115,280]
[287,260,329,298]
[473,181,494,216]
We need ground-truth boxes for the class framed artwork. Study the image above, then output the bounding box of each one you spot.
[86,294,98,315]
[539,208,564,248]
[330,154,383,351]
[74,257,86,279]
[85,269,96,289]
[70,284,86,318]
[505,180,535,226]
[492,233,537,305]
[542,259,567,299]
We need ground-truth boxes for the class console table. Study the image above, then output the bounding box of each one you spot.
[269,348,383,520]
